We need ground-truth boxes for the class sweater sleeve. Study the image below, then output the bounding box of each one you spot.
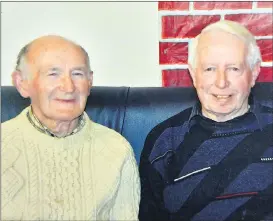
[110,141,140,221]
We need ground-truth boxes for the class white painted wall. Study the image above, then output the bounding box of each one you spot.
[1,2,161,86]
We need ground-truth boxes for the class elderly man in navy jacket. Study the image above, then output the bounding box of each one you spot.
[139,20,273,221]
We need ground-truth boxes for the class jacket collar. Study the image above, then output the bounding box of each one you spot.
[189,94,263,130]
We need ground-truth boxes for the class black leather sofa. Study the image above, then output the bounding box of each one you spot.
[1,82,272,164]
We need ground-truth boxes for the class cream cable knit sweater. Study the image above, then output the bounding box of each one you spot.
[1,107,140,221]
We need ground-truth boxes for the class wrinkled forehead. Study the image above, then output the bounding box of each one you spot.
[26,39,87,69]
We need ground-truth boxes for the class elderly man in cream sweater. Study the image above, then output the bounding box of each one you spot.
[1,35,140,220]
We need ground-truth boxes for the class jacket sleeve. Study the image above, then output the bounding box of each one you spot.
[138,134,170,221]
[110,141,140,221]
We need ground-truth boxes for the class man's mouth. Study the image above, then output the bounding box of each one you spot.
[212,94,232,100]
[55,98,76,103]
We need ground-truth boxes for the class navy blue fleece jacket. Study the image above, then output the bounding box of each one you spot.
[139,98,273,221]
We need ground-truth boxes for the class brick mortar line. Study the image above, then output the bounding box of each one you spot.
[261,62,273,67]
[160,62,273,70]
[159,9,272,16]
[189,1,194,11]
[160,36,273,42]
[158,13,163,46]
[160,65,189,70]
[252,2,258,9]
[160,39,190,43]
[255,36,273,40]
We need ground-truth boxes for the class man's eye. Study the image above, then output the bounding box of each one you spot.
[231,67,239,71]
[72,71,84,76]
[48,72,58,76]
[227,67,240,72]
[204,67,215,72]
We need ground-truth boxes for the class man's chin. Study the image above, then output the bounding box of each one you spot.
[213,109,233,115]
[49,110,83,122]
[205,106,235,118]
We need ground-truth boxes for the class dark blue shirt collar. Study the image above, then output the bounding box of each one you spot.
[189,94,263,129]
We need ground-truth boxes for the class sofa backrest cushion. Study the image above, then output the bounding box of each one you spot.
[1,83,272,163]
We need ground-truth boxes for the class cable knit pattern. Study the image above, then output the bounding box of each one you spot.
[24,141,40,220]
[1,106,140,221]
[39,144,82,220]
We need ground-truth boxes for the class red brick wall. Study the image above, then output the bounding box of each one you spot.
[159,1,273,87]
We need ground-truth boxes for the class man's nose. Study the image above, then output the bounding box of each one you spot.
[60,75,75,92]
[215,70,229,89]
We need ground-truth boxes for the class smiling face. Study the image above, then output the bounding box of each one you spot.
[189,30,260,122]
[16,36,92,123]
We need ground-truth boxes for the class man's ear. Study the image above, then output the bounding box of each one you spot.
[250,61,261,87]
[12,71,30,98]
[188,64,197,87]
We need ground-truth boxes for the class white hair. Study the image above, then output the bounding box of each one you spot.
[188,20,262,70]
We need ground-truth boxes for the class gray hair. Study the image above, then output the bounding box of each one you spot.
[188,20,262,70]
[15,38,92,79]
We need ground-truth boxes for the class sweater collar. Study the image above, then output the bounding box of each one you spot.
[26,106,86,138]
